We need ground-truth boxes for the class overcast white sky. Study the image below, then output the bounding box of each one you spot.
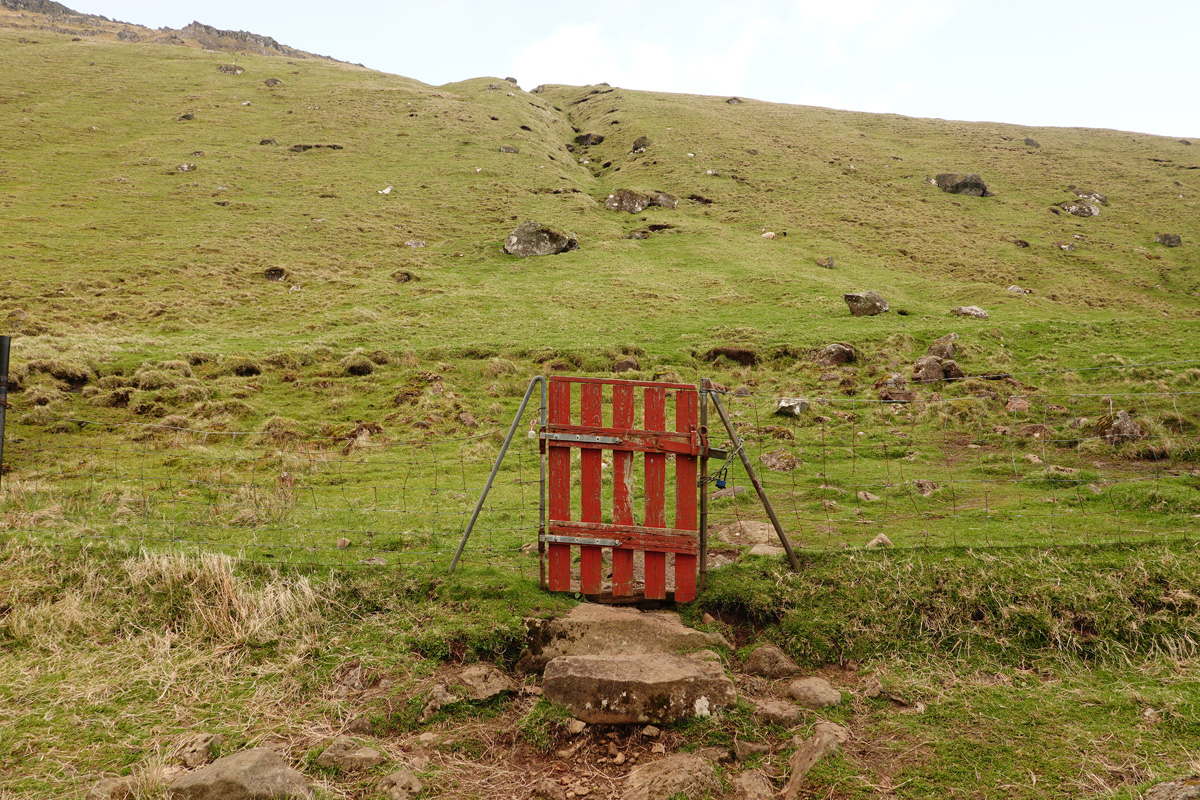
[65,0,1198,138]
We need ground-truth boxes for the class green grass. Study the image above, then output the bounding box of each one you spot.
[0,14,1199,799]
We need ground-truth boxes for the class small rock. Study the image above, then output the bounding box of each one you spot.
[701,613,716,625]
[857,491,880,502]
[788,677,842,708]
[623,754,720,800]
[941,360,966,380]
[1104,410,1145,443]
[935,173,992,196]
[259,138,277,146]
[421,683,458,721]
[743,643,801,678]
[86,777,135,800]
[168,748,311,800]
[813,722,851,743]
[751,698,801,726]
[726,97,742,104]
[774,397,809,417]
[533,778,567,800]
[176,733,223,768]
[642,725,661,738]
[816,256,835,269]
[1006,396,1031,413]
[710,485,749,500]
[613,356,640,373]
[926,333,958,359]
[1024,453,1043,464]
[815,343,855,366]
[650,742,666,755]
[336,537,351,549]
[914,480,937,497]
[499,144,519,153]
[912,355,945,383]
[732,771,775,800]
[504,221,578,257]
[734,740,772,760]
[455,662,516,701]
[316,735,386,771]
[1024,137,1040,148]
[568,719,587,735]
[1059,199,1100,217]
[1007,284,1031,295]
[951,305,989,319]
[863,677,883,698]
[176,163,196,173]
[843,290,889,317]
[379,769,423,800]
[1157,233,1183,247]
[865,533,892,549]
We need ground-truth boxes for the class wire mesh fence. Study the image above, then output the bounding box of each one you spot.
[2,360,1199,573]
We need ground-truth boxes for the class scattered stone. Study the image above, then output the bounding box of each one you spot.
[1145,777,1200,800]
[1104,410,1145,443]
[781,729,841,800]
[734,740,773,760]
[878,388,917,403]
[421,683,458,721]
[335,537,350,549]
[941,360,966,381]
[751,698,801,726]
[178,113,195,121]
[1059,199,1100,217]
[788,677,842,709]
[1073,188,1108,206]
[760,449,799,471]
[625,230,650,240]
[316,735,386,771]
[815,256,835,269]
[86,777,135,800]
[814,722,851,743]
[575,133,604,146]
[176,733,223,768]
[1157,233,1183,247]
[935,173,992,196]
[1024,453,1043,464]
[533,778,568,800]
[1055,240,1076,251]
[843,291,889,317]
[630,135,651,152]
[289,144,344,152]
[455,662,516,701]
[726,97,742,105]
[259,138,278,146]
[743,643,802,678]
[613,356,640,373]
[774,397,810,417]
[1006,396,1031,413]
[816,343,855,365]
[622,753,722,800]
[866,533,893,549]
[642,725,661,738]
[217,64,244,75]
[404,240,425,248]
[863,677,883,698]
[912,355,945,383]
[503,221,579,257]
[168,748,311,800]
[914,480,938,497]
[544,652,736,724]
[499,144,519,153]
[927,332,958,359]
[951,305,988,319]
[567,719,588,735]
[264,78,283,87]
[516,605,730,674]
[1024,137,1040,148]
[379,769,423,800]
[857,491,880,502]
[176,163,195,173]
[604,189,676,213]
[732,771,775,800]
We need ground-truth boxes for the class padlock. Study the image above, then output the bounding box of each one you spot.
[716,478,727,489]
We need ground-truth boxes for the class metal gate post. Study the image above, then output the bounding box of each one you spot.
[450,376,547,574]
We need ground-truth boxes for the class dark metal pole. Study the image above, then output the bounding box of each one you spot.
[0,336,9,491]
[707,386,802,572]
[450,376,547,573]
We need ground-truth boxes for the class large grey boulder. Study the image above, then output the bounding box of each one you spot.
[168,748,312,800]
[843,291,889,317]
[622,753,722,800]
[544,652,737,724]
[516,605,730,674]
[935,173,992,196]
[503,221,578,257]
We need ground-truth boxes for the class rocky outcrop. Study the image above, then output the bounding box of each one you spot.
[843,291,889,317]
[935,173,992,196]
[168,748,311,799]
[543,652,736,724]
[503,221,578,257]
[516,605,730,674]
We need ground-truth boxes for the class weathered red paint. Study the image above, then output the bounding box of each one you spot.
[543,376,701,602]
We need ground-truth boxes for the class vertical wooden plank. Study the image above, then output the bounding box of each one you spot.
[674,388,699,602]
[644,386,667,599]
[611,384,635,596]
[579,382,603,594]
[547,379,573,591]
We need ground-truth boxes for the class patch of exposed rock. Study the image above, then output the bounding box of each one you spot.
[503,221,578,257]
[168,748,311,799]
[516,605,730,674]
[543,652,736,724]
[843,291,889,317]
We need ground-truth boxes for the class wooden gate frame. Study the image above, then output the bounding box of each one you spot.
[540,375,708,601]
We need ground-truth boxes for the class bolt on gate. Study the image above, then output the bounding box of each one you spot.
[452,375,799,601]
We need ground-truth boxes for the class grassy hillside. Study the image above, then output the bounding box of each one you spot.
[2,16,1200,800]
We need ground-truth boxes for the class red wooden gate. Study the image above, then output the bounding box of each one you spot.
[541,376,702,602]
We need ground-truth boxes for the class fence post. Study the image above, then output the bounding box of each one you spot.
[0,335,9,490]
